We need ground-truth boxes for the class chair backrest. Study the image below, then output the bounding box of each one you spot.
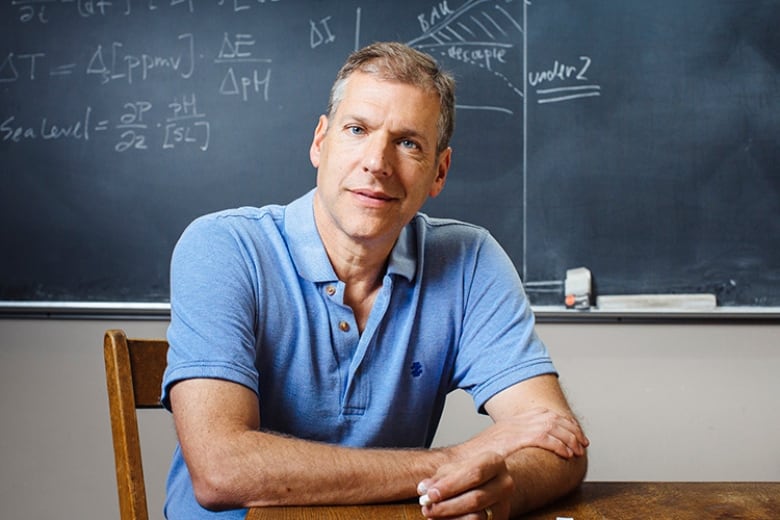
[103,329,169,520]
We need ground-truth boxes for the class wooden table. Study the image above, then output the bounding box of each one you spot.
[245,482,779,519]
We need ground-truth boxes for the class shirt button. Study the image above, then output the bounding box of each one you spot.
[338,321,350,332]
[326,285,336,296]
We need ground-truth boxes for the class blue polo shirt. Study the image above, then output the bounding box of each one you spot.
[162,189,555,519]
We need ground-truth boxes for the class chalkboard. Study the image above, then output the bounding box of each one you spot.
[1,0,779,314]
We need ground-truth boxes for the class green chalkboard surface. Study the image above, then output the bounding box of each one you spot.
[1,1,778,313]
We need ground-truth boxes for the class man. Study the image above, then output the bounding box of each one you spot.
[162,42,588,520]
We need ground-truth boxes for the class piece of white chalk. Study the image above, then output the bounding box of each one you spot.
[596,293,716,310]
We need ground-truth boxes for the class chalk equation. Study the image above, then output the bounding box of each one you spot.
[1,32,272,105]
[85,33,196,84]
[11,0,195,22]
[10,0,283,23]
[1,93,211,152]
[215,33,272,101]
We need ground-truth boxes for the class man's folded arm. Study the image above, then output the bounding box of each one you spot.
[169,377,449,510]
[483,374,589,515]
[169,374,587,512]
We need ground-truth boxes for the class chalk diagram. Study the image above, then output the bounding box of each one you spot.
[406,0,525,116]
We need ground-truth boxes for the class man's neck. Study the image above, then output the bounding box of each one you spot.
[321,232,391,332]
[313,201,397,332]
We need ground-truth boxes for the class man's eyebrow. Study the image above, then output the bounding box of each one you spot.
[338,113,371,128]
[339,113,433,148]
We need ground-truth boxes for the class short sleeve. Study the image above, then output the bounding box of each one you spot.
[162,214,261,410]
[452,232,556,412]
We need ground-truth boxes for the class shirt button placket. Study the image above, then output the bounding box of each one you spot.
[324,285,352,333]
[323,282,360,411]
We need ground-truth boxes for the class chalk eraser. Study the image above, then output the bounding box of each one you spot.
[565,267,592,309]
[565,267,591,297]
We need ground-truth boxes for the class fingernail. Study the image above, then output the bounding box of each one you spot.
[417,481,428,495]
[419,494,432,506]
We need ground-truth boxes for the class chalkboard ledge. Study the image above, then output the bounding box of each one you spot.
[533,306,780,323]
[0,301,171,320]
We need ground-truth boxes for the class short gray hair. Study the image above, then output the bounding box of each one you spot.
[327,42,456,154]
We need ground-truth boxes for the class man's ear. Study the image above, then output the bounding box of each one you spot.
[429,146,452,198]
[309,115,328,168]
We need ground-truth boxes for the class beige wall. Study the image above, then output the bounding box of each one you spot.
[1,318,778,519]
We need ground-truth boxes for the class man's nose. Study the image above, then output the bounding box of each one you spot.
[362,135,391,176]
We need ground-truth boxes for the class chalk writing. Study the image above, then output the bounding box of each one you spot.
[217,0,282,13]
[417,2,454,33]
[1,93,209,152]
[528,57,591,87]
[1,107,92,143]
[11,0,197,22]
[163,94,210,151]
[407,0,525,110]
[86,33,195,85]
[114,101,151,151]
[529,57,602,104]
[0,40,196,85]
[447,44,507,70]
[310,16,336,49]
[146,0,194,14]
[0,52,44,81]
[215,33,272,102]
[76,0,129,17]
[15,1,50,23]
[111,95,210,151]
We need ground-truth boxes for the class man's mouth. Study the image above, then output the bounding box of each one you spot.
[352,189,395,202]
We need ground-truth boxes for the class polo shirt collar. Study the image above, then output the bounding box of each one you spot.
[284,189,417,283]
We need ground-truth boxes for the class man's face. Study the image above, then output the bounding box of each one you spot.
[310,71,451,248]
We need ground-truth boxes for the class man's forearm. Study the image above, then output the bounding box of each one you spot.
[198,429,452,509]
[173,378,453,510]
[505,446,588,515]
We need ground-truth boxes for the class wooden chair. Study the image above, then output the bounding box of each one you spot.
[104,329,169,520]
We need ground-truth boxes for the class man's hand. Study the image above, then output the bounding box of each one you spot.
[417,383,589,519]
[465,406,589,460]
[418,376,590,520]
[418,451,513,520]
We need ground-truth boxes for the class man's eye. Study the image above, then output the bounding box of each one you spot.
[400,139,419,150]
[347,126,365,135]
